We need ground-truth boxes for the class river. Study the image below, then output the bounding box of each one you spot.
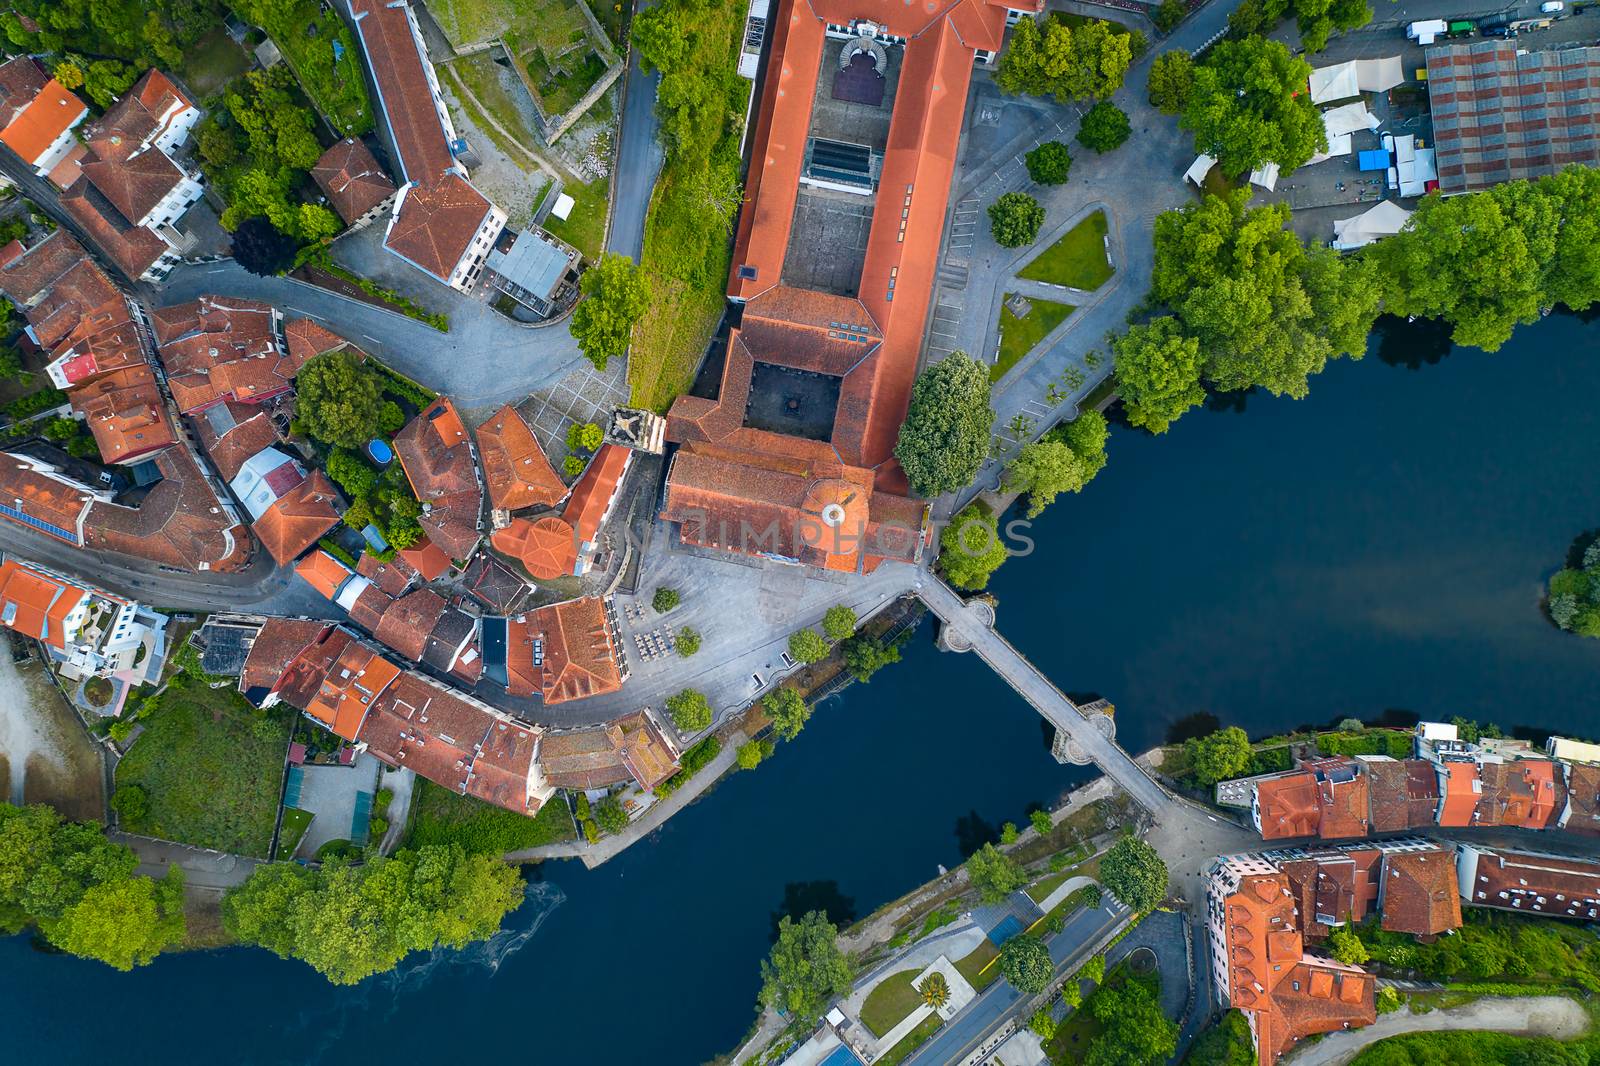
[3,313,1598,1064]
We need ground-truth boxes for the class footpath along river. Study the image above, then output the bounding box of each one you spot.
[2,313,1598,1064]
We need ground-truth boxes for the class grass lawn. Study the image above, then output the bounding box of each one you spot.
[955,939,1001,991]
[428,0,577,48]
[543,174,610,261]
[1027,868,1073,904]
[878,1013,944,1066]
[993,295,1074,383]
[257,0,374,135]
[861,969,924,1038]
[114,679,292,858]
[275,807,313,860]
[1017,210,1113,291]
[629,269,725,413]
[404,779,577,854]
[180,28,251,97]
[441,52,544,170]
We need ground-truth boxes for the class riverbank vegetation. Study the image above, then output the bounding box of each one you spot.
[761,910,853,1028]
[1349,1029,1595,1066]
[404,780,576,854]
[1,803,187,971]
[1004,409,1108,518]
[627,0,749,412]
[1548,534,1600,638]
[222,843,525,984]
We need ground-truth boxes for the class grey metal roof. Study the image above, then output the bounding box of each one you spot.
[485,231,570,300]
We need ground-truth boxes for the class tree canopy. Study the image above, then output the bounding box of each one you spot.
[1183,726,1253,786]
[989,192,1046,248]
[571,254,651,371]
[1077,102,1132,154]
[939,504,1010,591]
[966,842,1026,904]
[1025,141,1073,185]
[223,844,524,985]
[1100,838,1169,911]
[1110,317,1206,434]
[0,803,184,969]
[761,687,811,741]
[999,933,1053,994]
[788,628,829,664]
[760,911,852,1027]
[296,349,384,447]
[1182,37,1326,177]
[996,15,1137,102]
[894,352,995,497]
[1227,0,1373,52]
[1147,51,1195,115]
[1004,410,1108,517]
[822,605,858,643]
[1548,538,1600,638]
[229,216,301,277]
[666,689,713,732]
[1085,977,1179,1066]
[840,634,902,682]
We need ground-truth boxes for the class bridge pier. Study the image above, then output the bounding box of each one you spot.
[1051,699,1118,766]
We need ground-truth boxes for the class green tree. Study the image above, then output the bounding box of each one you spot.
[999,933,1053,994]
[1153,0,1187,32]
[1025,141,1072,185]
[1081,953,1106,986]
[1183,726,1253,786]
[841,634,901,682]
[326,449,377,497]
[565,422,603,452]
[1000,821,1019,845]
[1085,977,1178,1066]
[1030,1008,1058,1040]
[966,842,1025,904]
[1147,50,1195,115]
[894,352,994,497]
[736,739,770,769]
[788,628,829,664]
[110,784,149,823]
[997,15,1136,102]
[1003,410,1108,518]
[675,626,701,656]
[666,689,712,732]
[1182,37,1325,177]
[922,970,951,1009]
[760,911,852,1027]
[571,254,650,371]
[1185,1011,1256,1066]
[652,587,680,613]
[1030,809,1053,836]
[1077,102,1131,154]
[822,605,857,642]
[594,795,628,834]
[989,191,1046,248]
[1540,165,1600,313]
[82,58,138,108]
[49,866,186,971]
[939,504,1009,591]
[296,350,382,447]
[1101,838,1168,911]
[762,687,810,740]
[1327,925,1369,966]
[1293,0,1373,53]
[53,59,85,90]
[1111,317,1205,433]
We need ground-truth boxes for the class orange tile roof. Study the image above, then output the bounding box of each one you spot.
[69,364,177,464]
[270,626,356,710]
[398,537,452,580]
[1562,763,1600,835]
[531,595,623,705]
[537,727,633,789]
[252,470,341,565]
[0,558,87,649]
[85,449,251,572]
[347,0,456,185]
[562,443,628,546]
[385,175,494,282]
[58,175,171,280]
[239,618,332,693]
[609,709,680,792]
[0,453,96,544]
[310,138,395,224]
[1463,848,1600,919]
[1255,772,1323,839]
[345,582,393,632]
[1436,760,1479,826]
[283,317,366,366]
[394,398,482,559]
[356,550,417,597]
[307,640,401,740]
[475,404,566,511]
[0,63,87,165]
[154,296,296,413]
[372,587,448,662]
[86,69,193,164]
[192,402,278,482]
[1304,758,1370,840]
[1476,758,1564,829]
[491,515,577,580]
[295,550,353,600]
[1379,849,1462,937]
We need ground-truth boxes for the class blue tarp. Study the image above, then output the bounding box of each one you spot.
[1359,149,1390,172]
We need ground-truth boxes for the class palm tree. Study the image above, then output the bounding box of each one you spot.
[920,971,950,1010]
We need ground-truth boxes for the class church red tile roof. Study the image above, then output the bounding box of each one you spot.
[491,515,577,580]
[311,137,395,224]
[394,397,482,559]
[252,470,341,565]
[476,403,566,511]
[69,363,176,464]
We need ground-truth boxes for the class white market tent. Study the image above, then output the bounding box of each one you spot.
[1332,200,1413,250]
[1306,132,1354,166]
[1323,102,1381,138]
[1249,161,1281,191]
[551,192,576,221]
[1184,153,1217,187]
[1309,57,1405,104]
[1390,133,1438,196]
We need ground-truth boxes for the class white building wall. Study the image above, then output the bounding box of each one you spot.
[32,120,86,176]
[150,103,201,157]
[446,205,508,292]
[137,172,204,231]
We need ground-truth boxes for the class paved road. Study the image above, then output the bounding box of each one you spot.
[904,894,1130,1066]
[110,831,264,890]
[607,0,664,260]
[1285,996,1592,1066]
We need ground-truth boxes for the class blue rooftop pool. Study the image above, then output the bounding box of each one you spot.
[366,439,393,465]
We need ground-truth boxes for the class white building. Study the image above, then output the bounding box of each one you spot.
[0,554,168,681]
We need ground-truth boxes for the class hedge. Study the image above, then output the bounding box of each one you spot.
[653,736,722,798]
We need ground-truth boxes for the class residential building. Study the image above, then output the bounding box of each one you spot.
[563,442,628,574]
[475,403,567,516]
[69,365,178,464]
[310,137,396,229]
[502,595,627,704]
[1455,846,1600,920]
[1427,42,1600,195]
[345,0,507,291]
[228,447,342,565]
[538,709,682,792]
[1251,770,1321,840]
[152,296,303,413]
[661,0,1045,572]
[1377,849,1462,938]
[0,57,89,176]
[1357,756,1440,833]
[58,69,205,281]
[1557,762,1600,836]
[191,401,280,482]
[0,555,166,681]
[393,397,483,560]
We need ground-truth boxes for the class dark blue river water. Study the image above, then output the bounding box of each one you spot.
[4,314,1598,1065]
